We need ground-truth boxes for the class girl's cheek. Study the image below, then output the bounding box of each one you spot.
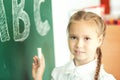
[69,43,74,52]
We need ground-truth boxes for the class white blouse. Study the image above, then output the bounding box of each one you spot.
[51,60,116,80]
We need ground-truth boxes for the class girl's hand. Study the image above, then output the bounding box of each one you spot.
[32,55,45,80]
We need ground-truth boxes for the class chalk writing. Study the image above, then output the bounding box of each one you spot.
[0,0,10,42]
[12,0,30,41]
[0,0,50,42]
[34,0,50,36]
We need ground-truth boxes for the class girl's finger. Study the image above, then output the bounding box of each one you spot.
[33,56,39,65]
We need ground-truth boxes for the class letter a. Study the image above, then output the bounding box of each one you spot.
[0,0,10,42]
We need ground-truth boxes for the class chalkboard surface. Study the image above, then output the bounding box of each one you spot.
[0,0,55,80]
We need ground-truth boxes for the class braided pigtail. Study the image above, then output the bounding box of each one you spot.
[94,48,102,80]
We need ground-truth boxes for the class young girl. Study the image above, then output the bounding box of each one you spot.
[32,11,116,80]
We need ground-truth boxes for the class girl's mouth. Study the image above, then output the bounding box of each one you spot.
[74,50,85,54]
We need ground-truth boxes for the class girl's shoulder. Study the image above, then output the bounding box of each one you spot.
[51,60,74,78]
[52,60,74,73]
[99,67,116,80]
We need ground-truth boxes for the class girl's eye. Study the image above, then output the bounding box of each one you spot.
[70,36,77,40]
[84,37,90,40]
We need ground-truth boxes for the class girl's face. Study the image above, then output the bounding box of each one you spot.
[68,20,103,66]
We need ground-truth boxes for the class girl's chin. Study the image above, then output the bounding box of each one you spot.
[74,55,86,60]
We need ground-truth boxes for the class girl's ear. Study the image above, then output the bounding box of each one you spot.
[98,35,104,47]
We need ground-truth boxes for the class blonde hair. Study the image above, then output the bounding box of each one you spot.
[67,11,106,80]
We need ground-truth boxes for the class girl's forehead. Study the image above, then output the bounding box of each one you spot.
[69,21,99,36]
[70,20,98,30]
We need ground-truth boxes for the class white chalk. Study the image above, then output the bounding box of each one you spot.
[37,48,42,59]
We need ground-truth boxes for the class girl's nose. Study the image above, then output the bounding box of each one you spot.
[76,39,84,48]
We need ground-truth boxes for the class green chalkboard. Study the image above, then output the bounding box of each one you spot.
[0,0,55,80]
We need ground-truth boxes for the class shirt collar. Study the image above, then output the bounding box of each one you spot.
[64,59,98,75]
